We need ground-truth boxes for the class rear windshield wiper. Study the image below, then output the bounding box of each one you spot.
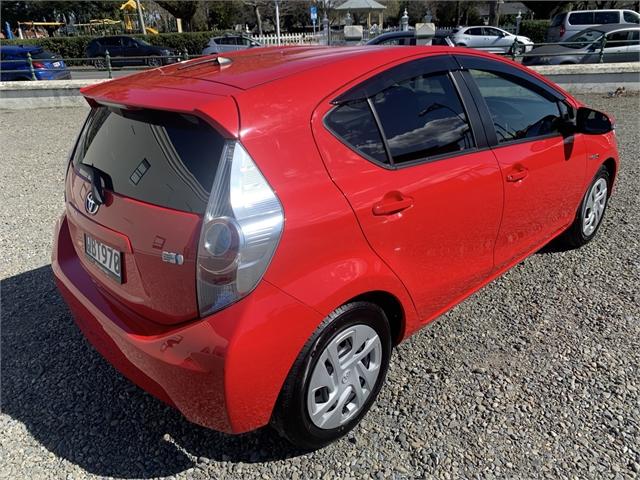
[79,164,112,206]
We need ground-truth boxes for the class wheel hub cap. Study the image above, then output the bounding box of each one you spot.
[307,324,382,430]
[582,178,607,236]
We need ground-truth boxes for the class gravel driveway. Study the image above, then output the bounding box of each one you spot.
[1,94,639,479]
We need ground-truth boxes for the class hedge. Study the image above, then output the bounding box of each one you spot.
[0,31,224,61]
[519,20,550,44]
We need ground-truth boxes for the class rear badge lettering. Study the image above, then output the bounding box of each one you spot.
[162,251,184,265]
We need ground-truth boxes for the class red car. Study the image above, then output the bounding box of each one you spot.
[52,46,618,449]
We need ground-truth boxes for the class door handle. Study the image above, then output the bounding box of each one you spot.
[372,192,414,216]
[506,167,529,182]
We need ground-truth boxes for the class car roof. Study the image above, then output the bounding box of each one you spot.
[373,31,414,40]
[84,46,558,111]
[165,46,452,90]
[0,45,42,53]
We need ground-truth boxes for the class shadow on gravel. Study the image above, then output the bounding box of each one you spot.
[1,266,303,478]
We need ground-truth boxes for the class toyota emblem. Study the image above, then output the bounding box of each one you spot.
[85,191,99,215]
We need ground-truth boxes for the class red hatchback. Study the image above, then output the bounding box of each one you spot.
[52,46,619,449]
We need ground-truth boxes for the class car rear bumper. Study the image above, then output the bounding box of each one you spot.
[52,212,323,433]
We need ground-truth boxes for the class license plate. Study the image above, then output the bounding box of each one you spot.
[52,61,61,68]
[84,234,122,283]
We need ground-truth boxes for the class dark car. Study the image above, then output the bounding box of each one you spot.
[85,36,177,68]
[0,45,71,81]
[365,30,454,46]
[524,24,640,65]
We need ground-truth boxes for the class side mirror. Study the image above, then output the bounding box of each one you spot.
[576,107,614,134]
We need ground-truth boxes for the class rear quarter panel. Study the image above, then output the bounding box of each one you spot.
[235,74,419,337]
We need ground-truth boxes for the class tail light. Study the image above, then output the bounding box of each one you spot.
[32,61,45,69]
[560,25,566,39]
[197,141,284,316]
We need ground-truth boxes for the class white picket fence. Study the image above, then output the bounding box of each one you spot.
[251,33,323,46]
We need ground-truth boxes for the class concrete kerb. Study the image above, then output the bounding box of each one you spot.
[1,62,639,110]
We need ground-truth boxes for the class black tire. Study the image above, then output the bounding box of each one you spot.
[147,55,161,68]
[561,165,610,248]
[272,302,392,450]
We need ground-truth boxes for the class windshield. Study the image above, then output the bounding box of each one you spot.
[564,29,604,48]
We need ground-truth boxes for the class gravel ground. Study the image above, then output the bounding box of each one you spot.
[1,94,639,479]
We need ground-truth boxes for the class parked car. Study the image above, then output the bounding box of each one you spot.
[202,35,261,55]
[365,30,454,46]
[54,46,619,450]
[85,35,177,68]
[547,9,640,42]
[0,45,71,81]
[450,26,533,53]
[525,24,640,65]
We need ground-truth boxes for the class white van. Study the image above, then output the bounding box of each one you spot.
[547,9,640,42]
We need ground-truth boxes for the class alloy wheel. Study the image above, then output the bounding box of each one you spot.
[582,178,607,236]
[306,324,382,429]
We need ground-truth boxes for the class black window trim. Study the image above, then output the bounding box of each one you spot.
[324,66,485,171]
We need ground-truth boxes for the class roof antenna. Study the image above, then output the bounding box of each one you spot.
[177,55,233,71]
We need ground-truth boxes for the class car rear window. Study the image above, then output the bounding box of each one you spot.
[31,50,58,60]
[551,13,567,27]
[73,107,225,214]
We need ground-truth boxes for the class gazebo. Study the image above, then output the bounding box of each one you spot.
[335,0,386,30]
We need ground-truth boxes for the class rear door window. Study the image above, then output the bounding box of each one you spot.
[325,100,388,164]
[73,107,225,214]
[594,11,620,24]
[371,72,474,164]
[467,28,483,35]
[569,12,594,25]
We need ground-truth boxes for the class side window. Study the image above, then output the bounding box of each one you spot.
[469,70,562,144]
[624,11,640,23]
[467,28,483,35]
[594,11,620,24]
[325,100,388,164]
[606,31,631,47]
[379,38,402,45]
[569,12,594,25]
[371,72,474,164]
[484,27,500,36]
[630,31,640,42]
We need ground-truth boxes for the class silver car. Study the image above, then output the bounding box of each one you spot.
[547,9,640,42]
[450,26,533,54]
[202,35,261,55]
[524,24,640,65]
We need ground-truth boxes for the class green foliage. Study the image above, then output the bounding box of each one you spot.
[519,19,550,43]
[0,31,222,60]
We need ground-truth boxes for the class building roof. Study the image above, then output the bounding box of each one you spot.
[335,0,386,11]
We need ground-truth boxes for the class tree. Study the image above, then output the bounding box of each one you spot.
[155,1,199,30]
[1,1,120,26]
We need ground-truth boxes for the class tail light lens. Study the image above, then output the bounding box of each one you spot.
[560,25,566,38]
[32,61,45,69]
[197,141,284,316]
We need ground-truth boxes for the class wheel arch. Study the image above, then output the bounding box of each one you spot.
[602,157,617,194]
[345,290,405,345]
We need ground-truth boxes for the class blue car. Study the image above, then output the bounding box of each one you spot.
[0,45,71,81]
